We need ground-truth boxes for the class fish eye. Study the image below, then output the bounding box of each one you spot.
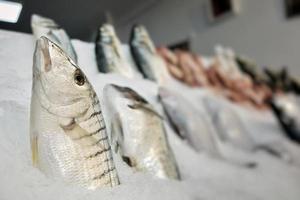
[74,69,85,86]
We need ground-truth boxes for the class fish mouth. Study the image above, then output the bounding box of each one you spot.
[133,25,148,39]
[99,24,115,43]
[33,36,52,79]
[158,87,173,99]
[101,24,113,33]
[31,14,59,29]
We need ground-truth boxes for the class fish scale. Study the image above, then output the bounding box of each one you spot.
[67,89,119,188]
[130,25,169,85]
[35,87,119,188]
[104,84,180,180]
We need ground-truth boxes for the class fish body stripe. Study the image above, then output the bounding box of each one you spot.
[88,125,106,136]
[89,157,110,169]
[93,136,109,146]
[85,91,119,186]
[88,111,102,120]
[92,99,100,106]
[74,126,106,140]
[86,146,111,159]
[83,135,109,147]
[92,167,116,180]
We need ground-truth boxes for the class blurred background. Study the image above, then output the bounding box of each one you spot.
[1,0,300,75]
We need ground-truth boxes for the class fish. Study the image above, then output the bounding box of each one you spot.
[30,36,119,189]
[290,78,300,94]
[31,14,78,63]
[159,87,221,157]
[204,98,292,162]
[176,50,206,87]
[235,56,268,84]
[95,23,139,78]
[103,84,180,180]
[130,25,170,85]
[159,88,258,168]
[271,93,300,143]
[156,47,184,80]
[209,104,256,152]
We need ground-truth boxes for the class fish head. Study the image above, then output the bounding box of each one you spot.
[131,25,148,41]
[159,87,198,115]
[33,36,91,108]
[105,84,148,108]
[159,87,176,102]
[159,87,182,112]
[98,23,116,44]
[131,25,155,54]
[31,14,59,29]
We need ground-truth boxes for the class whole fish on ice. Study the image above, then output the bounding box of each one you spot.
[130,25,170,85]
[31,14,78,63]
[204,98,292,162]
[159,87,220,157]
[159,88,258,168]
[30,37,119,189]
[104,84,180,180]
[95,23,140,78]
[206,101,256,152]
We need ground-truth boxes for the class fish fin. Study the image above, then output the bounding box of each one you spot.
[110,114,124,154]
[128,103,164,119]
[121,156,137,167]
[255,144,292,163]
[110,115,135,168]
[48,30,61,46]
[59,118,104,147]
[31,135,39,167]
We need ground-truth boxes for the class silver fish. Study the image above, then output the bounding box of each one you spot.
[204,98,292,162]
[130,25,170,85]
[271,93,300,143]
[209,105,256,152]
[30,36,119,189]
[104,84,180,180]
[95,23,139,78]
[159,87,221,157]
[160,89,260,168]
[31,14,78,63]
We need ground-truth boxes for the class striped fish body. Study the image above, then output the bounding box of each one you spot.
[30,37,119,189]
